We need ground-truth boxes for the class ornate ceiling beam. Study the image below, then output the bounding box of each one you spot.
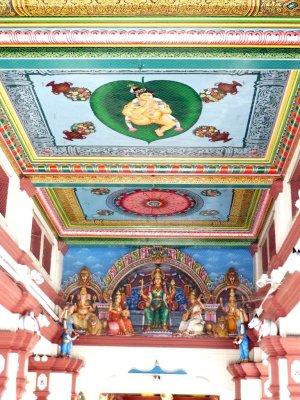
[0,0,299,18]
[0,28,299,47]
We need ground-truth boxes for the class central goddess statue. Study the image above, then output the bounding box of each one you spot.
[140,267,170,330]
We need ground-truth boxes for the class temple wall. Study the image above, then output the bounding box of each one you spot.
[0,147,63,291]
[72,346,237,400]
[256,138,300,279]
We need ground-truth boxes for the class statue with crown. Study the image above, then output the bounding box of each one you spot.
[140,266,170,331]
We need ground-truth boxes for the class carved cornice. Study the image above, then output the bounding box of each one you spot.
[240,362,260,378]
[76,335,236,349]
[0,331,39,353]
[29,356,84,373]
[260,270,300,321]
[20,176,37,198]
[0,29,299,47]
[259,336,286,357]
[57,240,69,256]
[1,0,298,18]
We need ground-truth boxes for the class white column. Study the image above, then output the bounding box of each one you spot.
[240,378,262,400]
[273,180,292,251]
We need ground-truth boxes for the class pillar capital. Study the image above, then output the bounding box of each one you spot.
[259,336,286,357]
[279,337,300,400]
[57,240,69,255]
[19,176,37,198]
[262,272,300,320]
[255,362,270,400]
[227,363,244,400]
[250,243,259,256]
[29,356,84,400]
[240,362,260,379]
[269,179,283,201]
[0,331,39,399]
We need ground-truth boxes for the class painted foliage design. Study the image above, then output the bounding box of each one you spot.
[61,246,254,338]
[0,70,289,158]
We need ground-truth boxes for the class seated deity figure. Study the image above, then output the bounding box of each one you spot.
[108,290,134,335]
[220,288,238,334]
[71,287,99,332]
[214,316,229,338]
[178,291,205,336]
[122,86,182,137]
[140,266,170,331]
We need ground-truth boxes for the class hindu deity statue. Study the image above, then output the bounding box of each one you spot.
[225,267,240,287]
[71,287,93,330]
[178,291,205,336]
[220,288,238,334]
[214,316,229,338]
[233,308,249,362]
[122,86,182,137]
[140,266,170,330]
[167,279,178,311]
[78,266,92,287]
[108,290,134,335]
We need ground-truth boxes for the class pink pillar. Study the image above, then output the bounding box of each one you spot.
[0,331,39,400]
[34,371,50,400]
[29,356,84,400]
[0,349,10,397]
[280,337,300,400]
[255,362,269,400]
[227,363,245,400]
[260,337,286,400]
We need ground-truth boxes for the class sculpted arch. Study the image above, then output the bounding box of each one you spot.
[103,247,211,298]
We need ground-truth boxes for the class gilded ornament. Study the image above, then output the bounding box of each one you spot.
[10,0,255,17]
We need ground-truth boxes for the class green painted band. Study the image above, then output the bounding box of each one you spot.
[0,58,299,69]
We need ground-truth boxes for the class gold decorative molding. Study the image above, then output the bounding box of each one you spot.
[5,0,299,17]
[10,0,259,17]
[31,174,276,186]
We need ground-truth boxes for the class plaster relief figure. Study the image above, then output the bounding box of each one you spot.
[248,314,278,341]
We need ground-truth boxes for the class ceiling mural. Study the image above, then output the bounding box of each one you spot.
[0,69,289,159]
[60,245,254,337]
[36,186,266,238]
[0,61,298,177]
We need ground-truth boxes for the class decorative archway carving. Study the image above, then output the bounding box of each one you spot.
[103,247,211,298]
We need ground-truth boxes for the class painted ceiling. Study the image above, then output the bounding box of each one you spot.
[37,186,267,240]
[0,66,298,176]
[0,10,298,244]
[0,69,290,159]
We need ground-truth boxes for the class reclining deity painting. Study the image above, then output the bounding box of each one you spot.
[61,246,254,340]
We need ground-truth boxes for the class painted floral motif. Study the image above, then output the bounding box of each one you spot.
[200,210,220,216]
[91,188,110,195]
[113,188,199,217]
[201,189,221,197]
[199,81,242,103]
[193,125,232,143]
[96,209,114,216]
[46,81,91,101]
[63,122,96,141]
